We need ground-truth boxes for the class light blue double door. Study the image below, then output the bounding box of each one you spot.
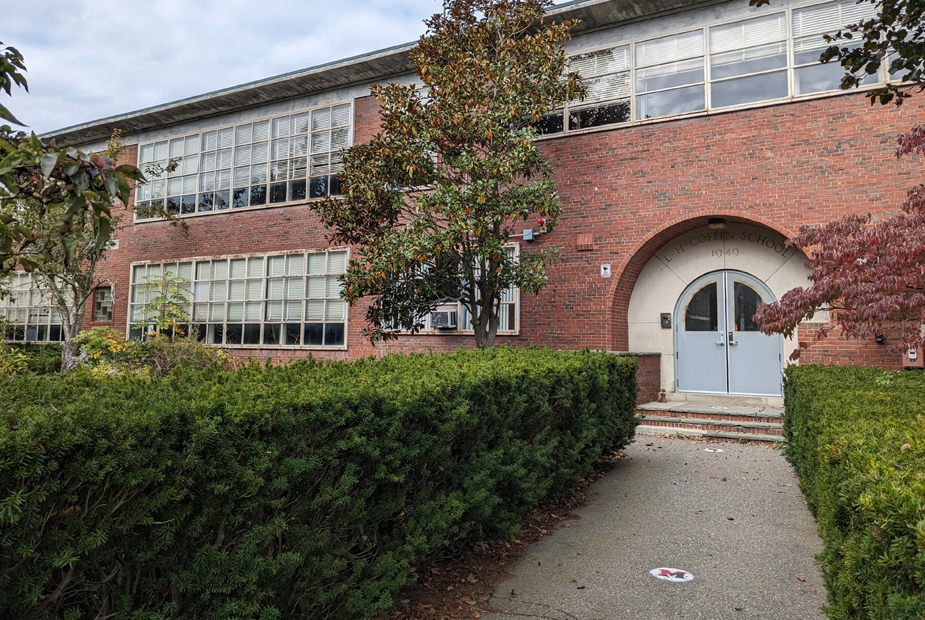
[674,270,783,397]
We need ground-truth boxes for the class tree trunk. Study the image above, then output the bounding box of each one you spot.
[60,335,80,373]
[472,293,500,349]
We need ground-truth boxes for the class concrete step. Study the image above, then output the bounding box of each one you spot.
[664,393,784,408]
[635,401,785,443]
[635,424,784,443]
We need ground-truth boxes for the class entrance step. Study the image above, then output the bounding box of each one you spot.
[664,393,785,408]
[636,402,785,443]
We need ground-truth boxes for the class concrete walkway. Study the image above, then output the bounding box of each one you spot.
[482,435,826,620]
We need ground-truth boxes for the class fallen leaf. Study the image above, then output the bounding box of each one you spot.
[569,579,577,583]
[472,612,481,618]
[577,586,586,590]
[901,443,912,452]
[727,517,734,521]
[796,576,805,582]
[646,443,654,446]
[537,561,542,566]
[466,573,478,583]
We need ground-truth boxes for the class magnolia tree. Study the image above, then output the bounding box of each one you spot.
[0,42,142,274]
[751,0,925,355]
[312,0,584,348]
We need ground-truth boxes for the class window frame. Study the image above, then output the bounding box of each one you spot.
[93,285,114,323]
[127,248,351,350]
[134,101,354,223]
[537,0,887,138]
[0,273,66,343]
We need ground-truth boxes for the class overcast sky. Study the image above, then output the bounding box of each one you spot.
[4,0,443,135]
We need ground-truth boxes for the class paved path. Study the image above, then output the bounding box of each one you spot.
[482,435,826,620]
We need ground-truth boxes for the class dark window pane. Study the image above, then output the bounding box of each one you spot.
[11,325,24,341]
[192,324,207,341]
[309,176,328,199]
[243,324,260,344]
[289,179,307,201]
[250,184,267,206]
[49,325,62,341]
[324,323,345,346]
[181,195,197,214]
[198,192,214,212]
[329,175,342,196]
[711,70,788,108]
[166,196,181,215]
[225,324,243,345]
[568,100,630,130]
[636,84,705,120]
[685,282,718,332]
[535,112,564,135]
[26,326,38,342]
[733,282,763,332]
[214,189,230,210]
[233,188,249,208]
[269,182,288,203]
[209,324,225,345]
[37,325,47,342]
[129,325,144,340]
[304,323,324,346]
[263,324,282,345]
[284,323,301,345]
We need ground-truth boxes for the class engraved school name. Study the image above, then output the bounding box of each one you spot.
[661,229,796,263]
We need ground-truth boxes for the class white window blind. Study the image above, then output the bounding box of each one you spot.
[792,0,878,37]
[710,13,786,54]
[636,30,704,68]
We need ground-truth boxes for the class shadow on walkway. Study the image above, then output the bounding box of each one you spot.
[481,434,826,620]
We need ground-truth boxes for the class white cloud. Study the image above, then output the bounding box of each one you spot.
[4,0,440,134]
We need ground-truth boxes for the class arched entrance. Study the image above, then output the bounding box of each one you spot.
[675,270,783,396]
[623,220,816,398]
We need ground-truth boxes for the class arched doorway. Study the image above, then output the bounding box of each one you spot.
[674,270,783,396]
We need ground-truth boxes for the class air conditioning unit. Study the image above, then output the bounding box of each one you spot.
[431,310,457,330]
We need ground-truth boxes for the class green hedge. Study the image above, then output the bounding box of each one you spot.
[0,347,638,620]
[784,365,925,619]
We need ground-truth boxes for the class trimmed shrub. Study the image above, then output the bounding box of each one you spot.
[0,347,637,619]
[7,343,62,375]
[784,365,925,619]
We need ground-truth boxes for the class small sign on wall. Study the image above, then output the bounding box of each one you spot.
[600,264,611,278]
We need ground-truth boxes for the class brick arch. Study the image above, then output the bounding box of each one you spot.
[608,212,799,351]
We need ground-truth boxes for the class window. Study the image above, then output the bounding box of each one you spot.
[709,14,788,108]
[568,46,631,130]
[537,0,886,136]
[94,287,113,322]
[458,246,519,333]
[129,249,349,348]
[0,273,65,342]
[636,30,706,120]
[136,102,352,220]
[792,0,879,95]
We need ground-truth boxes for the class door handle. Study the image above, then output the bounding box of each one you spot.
[715,336,725,346]
[728,331,738,346]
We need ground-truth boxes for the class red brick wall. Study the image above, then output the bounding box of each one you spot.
[99,90,924,370]
[798,324,904,369]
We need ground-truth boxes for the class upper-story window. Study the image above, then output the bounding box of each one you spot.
[135,102,352,220]
[537,0,880,136]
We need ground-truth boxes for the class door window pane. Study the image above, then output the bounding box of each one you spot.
[685,282,718,332]
[733,281,763,332]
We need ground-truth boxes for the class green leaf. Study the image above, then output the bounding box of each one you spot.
[0,101,24,126]
[40,152,58,178]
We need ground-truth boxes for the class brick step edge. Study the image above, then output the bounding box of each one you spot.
[636,425,784,443]
[635,408,784,422]
[636,414,783,431]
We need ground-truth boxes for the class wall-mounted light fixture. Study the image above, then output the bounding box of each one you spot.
[708,218,726,230]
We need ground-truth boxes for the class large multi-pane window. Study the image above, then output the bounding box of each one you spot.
[539,0,880,135]
[129,249,349,348]
[136,102,352,220]
[791,0,880,95]
[0,273,65,342]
